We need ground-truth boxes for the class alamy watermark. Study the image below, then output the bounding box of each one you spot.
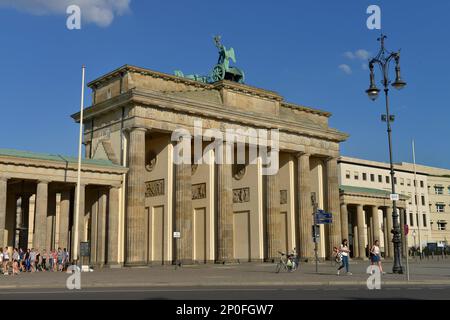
[66,5,81,30]
[366,265,381,290]
[171,120,279,175]
[366,5,381,30]
[66,265,81,290]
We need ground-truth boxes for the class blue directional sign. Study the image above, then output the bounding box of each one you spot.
[315,210,333,224]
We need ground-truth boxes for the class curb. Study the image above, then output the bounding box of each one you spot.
[2,279,450,290]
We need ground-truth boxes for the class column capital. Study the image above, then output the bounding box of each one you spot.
[127,126,148,133]
[295,151,310,159]
[0,175,8,182]
[37,180,50,185]
[325,156,338,163]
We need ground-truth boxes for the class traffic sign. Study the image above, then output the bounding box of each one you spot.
[404,224,409,236]
[390,193,399,201]
[173,231,181,238]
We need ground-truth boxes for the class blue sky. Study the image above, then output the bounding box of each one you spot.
[0,0,448,169]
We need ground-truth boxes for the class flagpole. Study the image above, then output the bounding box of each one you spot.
[412,140,422,255]
[74,65,86,265]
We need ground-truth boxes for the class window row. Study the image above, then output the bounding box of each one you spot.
[344,171,424,187]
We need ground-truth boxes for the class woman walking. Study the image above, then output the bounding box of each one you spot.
[370,240,385,274]
[337,239,352,275]
[12,248,20,275]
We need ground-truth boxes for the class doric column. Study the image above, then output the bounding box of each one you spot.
[297,152,313,260]
[340,203,349,243]
[326,157,341,256]
[266,173,281,261]
[58,189,71,250]
[107,186,120,266]
[356,204,366,259]
[386,206,394,258]
[216,162,233,263]
[371,206,381,245]
[89,193,98,264]
[34,180,48,251]
[175,162,193,263]
[15,197,22,249]
[72,183,85,261]
[0,176,7,247]
[97,189,107,266]
[125,127,147,265]
[46,191,56,251]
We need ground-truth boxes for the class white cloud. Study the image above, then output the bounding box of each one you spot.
[355,49,370,60]
[0,0,131,27]
[344,49,370,61]
[361,63,369,71]
[344,51,355,59]
[338,64,352,75]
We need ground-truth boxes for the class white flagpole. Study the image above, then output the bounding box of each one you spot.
[74,65,86,265]
[412,140,422,255]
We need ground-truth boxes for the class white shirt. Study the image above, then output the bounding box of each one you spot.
[340,244,349,257]
[372,245,380,256]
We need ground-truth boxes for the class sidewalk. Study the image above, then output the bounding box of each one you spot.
[1,258,450,289]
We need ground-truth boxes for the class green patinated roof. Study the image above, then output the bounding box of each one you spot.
[0,148,123,169]
[340,185,410,199]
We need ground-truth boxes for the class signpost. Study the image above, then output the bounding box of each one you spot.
[80,241,90,272]
[311,193,333,274]
[404,225,410,281]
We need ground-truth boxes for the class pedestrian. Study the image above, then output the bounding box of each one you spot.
[0,247,3,274]
[25,249,31,272]
[30,248,36,272]
[12,248,20,275]
[370,240,385,274]
[337,239,352,275]
[63,248,69,270]
[19,249,25,272]
[3,247,10,275]
[52,250,58,272]
[57,248,64,272]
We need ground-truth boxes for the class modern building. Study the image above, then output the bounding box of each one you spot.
[338,156,450,259]
[399,163,450,248]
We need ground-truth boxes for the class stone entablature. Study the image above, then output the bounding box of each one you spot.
[0,149,127,186]
[73,65,347,161]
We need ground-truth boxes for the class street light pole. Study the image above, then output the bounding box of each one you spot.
[366,34,406,274]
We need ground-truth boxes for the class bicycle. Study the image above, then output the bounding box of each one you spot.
[275,251,298,273]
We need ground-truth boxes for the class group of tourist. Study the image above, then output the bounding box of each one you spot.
[333,239,386,276]
[0,246,70,276]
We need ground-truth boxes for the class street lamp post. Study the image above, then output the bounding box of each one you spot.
[366,34,406,274]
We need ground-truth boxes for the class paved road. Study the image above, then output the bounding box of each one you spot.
[1,285,450,300]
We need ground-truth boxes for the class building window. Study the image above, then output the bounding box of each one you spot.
[386,176,390,184]
[407,179,411,186]
[420,180,424,188]
[423,214,427,227]
[421,195,425,206]
[448,186,450,195]
[407,192,412,205]
[378,175,382,183]
[436,204,445,213]
[370,174,375,182]
[400,178,404,186]
[354,172,359,180]
[394,177,397,185]
[409,212,414,226]
[362,173,367,181]
[345,171,350,179]
[435,186,444,195]
[438,221,447,231]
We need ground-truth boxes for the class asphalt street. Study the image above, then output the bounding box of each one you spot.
[1,285,450,300]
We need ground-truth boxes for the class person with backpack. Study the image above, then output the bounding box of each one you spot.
[337,239,352,275]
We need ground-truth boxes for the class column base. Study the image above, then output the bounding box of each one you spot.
[105,263,123,269]
[124,261,148,267]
